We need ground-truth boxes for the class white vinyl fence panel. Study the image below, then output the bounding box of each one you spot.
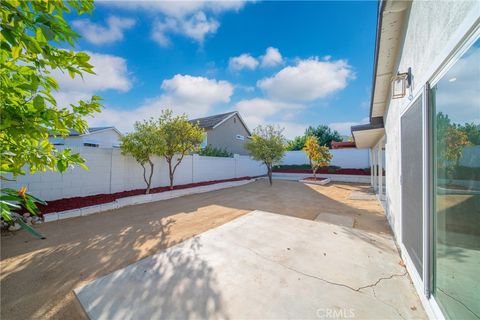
[3,147,266,201]
[280,149,371,168]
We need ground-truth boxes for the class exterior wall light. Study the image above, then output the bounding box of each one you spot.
[392,67,412,99]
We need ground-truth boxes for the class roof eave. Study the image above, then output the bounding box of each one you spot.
[369,0,412,120]
[351,117,385,148]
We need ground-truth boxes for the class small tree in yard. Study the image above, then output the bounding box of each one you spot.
[245,125,286,186]
[158,110,205,190]
[121,120,164,194]
[303,136,332,179]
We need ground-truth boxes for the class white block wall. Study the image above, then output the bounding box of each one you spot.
[3,147,266,201]
[280,149,371,168]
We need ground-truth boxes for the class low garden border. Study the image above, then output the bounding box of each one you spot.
[42,176,261,223]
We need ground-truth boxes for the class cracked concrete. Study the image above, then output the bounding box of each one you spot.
[75,210,427,319]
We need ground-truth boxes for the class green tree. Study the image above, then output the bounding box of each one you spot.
[287,125,341,150]
[245,125,286,186]
[121,120,165,194]
[303,136,332,179]
[1,0,102,233]
[305,125,342,148]
[158,110,205,190]
[459,122,480,145]
[286,135,307,151]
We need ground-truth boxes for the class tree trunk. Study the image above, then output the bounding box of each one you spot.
[142,161,155,194]
[147,160,154,194]
[167,158,174,190]
[313,167,317,180]
[170,153,186,191]
[141,163,150,194]
[310,160,315,179]
[267,164,273,186]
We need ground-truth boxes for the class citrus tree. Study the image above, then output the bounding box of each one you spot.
[303,136,332,179]
[245,125,286,186]
[436,112,470,171]
[1,0,102,234]
[158,110,205,190]
[121,120,165,194]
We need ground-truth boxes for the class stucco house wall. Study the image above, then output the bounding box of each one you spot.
[206,114,250,155]
[383,0,478,238]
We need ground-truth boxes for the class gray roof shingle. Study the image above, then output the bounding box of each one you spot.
[189,111,237,129]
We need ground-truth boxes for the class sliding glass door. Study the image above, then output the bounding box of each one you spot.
[431,38,480,319]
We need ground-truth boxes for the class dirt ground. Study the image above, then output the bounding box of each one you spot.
[0,179,388,320]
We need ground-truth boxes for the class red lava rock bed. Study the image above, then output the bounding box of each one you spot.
[39,176,260,214]
[273,168,370,175]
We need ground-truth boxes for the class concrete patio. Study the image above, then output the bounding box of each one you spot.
[76,210,425,319]
[1,180,425,319]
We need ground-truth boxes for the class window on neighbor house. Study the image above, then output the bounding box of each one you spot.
[83,143,99,147]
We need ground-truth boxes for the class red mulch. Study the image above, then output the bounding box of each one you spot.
[302,177,327,181]
[273,168,370,175]
[38,176,260,214]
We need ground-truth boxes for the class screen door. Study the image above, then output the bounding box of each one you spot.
[401,96,424,278]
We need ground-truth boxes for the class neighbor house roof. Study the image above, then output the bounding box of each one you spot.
[67,127,122,137]
[190,111,251,135]
[190,112,237,129]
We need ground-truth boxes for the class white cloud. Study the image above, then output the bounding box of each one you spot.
[89,75,234,132]
[103,1,246,17]
[257,57,354,102]
[52,52,132,108]
[235,98,304,137]
[328,122,358,135]
[329,117,369,135]
[53,52,131,93]
[276,122,308,140]
[72,16,136,45]
[152,12,219,46]
[229,47,282,72]
[260,47,283,68]
[103,1,249,46]
[229,54,259,71]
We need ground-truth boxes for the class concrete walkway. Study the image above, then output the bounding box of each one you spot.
[75,210,426,319]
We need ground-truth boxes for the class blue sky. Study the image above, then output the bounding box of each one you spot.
[59,1,378,138]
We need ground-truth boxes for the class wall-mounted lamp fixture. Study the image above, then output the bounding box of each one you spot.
[391,67,412,99]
